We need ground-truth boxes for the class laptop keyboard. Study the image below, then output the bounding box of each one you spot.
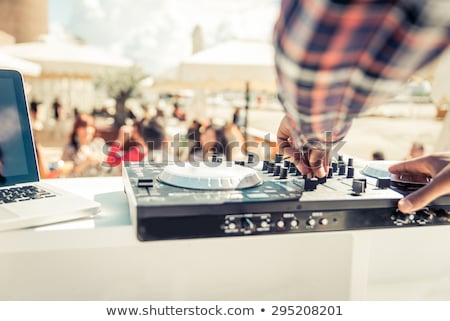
[0,186,56,204]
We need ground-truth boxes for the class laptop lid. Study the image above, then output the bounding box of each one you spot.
[0,69,40,187]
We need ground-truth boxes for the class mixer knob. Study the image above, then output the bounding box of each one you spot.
[338,165,346,176]
[262,160,269,171]
[260,220,270,228]
[304,178,319,191]
[327,168,333,178]
[318,176,327,184]
[319,218,329,226]
[289,162,296,173]
[273,164,281,176]
[347,158,354,167]
[275,153,283,163]
[247,154,255,164]
[346,166,354,178]
[283,159,290,168]
[267,162,275,173]
[279,167,288,179]
[331,161,338,173]
[306,218,316,227]
[276,220,285,229]
[290,219,299,228]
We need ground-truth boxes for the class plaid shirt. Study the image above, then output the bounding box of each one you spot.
[274,0,450,147]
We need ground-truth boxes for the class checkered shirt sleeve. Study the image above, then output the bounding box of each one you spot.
[274,0,450,146]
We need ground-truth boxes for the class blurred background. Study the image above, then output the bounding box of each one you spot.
[0,0,448,178]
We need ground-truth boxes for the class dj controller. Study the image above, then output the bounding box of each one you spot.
[123,155,450,241]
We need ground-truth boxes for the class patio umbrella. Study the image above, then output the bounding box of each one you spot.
[1,41,131,76]
[0,52,41,77]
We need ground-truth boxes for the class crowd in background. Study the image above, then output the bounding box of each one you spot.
[30,98,247,178]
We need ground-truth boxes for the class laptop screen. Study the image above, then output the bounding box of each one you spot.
[0,70,39,187]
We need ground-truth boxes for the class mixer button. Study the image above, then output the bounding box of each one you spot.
[352,180,365,194]
[137,178,154,188]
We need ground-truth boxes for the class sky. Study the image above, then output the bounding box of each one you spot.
[48,0,281,76]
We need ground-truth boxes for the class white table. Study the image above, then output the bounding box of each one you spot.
[1,177,450,300]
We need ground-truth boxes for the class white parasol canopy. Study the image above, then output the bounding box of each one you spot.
[154,40,277,92]
[0,52,41,77]
[1,41,132,76]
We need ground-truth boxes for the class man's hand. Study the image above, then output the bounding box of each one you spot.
[277,116,328,178]
[388,152,450,213]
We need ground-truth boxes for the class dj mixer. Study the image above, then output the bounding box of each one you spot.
[123,155,450,241]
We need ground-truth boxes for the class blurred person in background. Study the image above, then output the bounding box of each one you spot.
[372,151,385,161]
[172,102,186,121]
[275,0,450,213]
[106,115,169,170]
[106,121,148,169]
[139,116,167,162]
[61,113,105,177]
[405,141,425,160]
[188,123,228,162]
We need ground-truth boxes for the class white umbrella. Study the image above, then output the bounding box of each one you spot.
[154,40,276,92]
[1,41,132,76]
[0,52,41,77]
[179,40,276,91]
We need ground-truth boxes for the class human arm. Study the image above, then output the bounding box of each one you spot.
[277,115,329,178]
[274,0,450,176]
[388,153,450,213]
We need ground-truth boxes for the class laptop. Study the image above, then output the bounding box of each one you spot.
[0,69,100,231]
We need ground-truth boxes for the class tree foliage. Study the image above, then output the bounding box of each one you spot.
[95,65,149,128]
